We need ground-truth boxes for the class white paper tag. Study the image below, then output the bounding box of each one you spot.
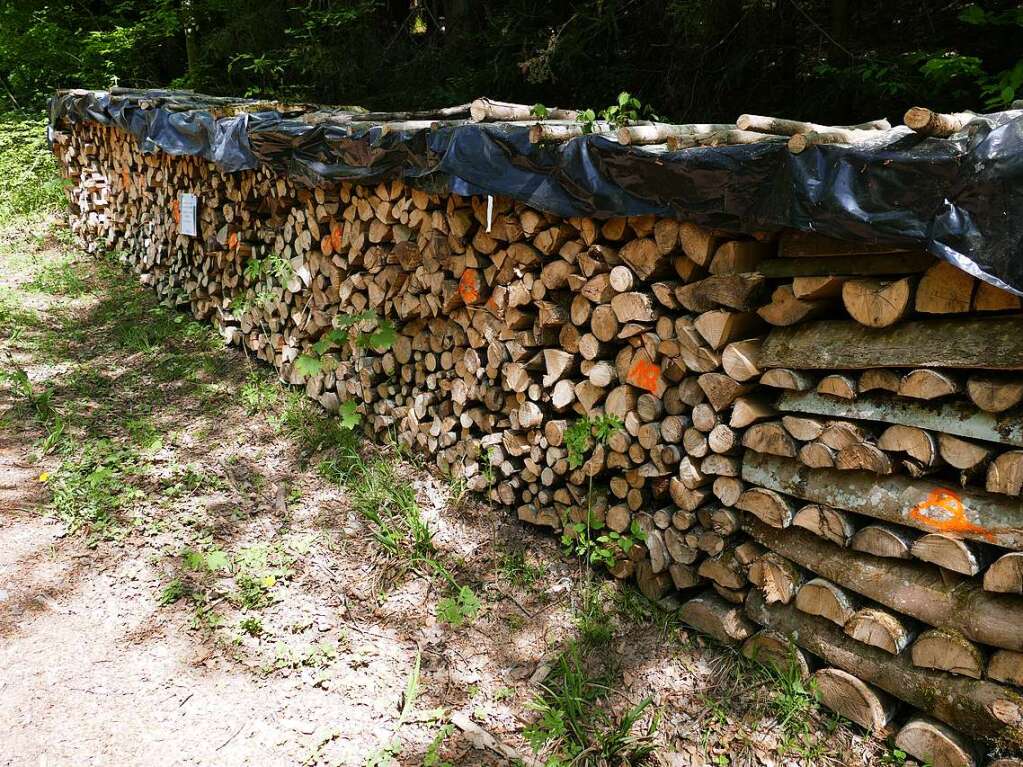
[486,194,494,233]
[179,192,198,237]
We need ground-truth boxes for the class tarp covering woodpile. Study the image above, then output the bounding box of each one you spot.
[50,88,1023,295]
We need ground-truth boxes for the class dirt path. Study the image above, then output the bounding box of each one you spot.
[0,216,881,767]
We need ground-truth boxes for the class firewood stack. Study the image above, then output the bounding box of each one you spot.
[54,106,1023,766]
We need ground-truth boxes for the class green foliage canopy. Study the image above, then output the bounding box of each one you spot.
[2,2,1022,125]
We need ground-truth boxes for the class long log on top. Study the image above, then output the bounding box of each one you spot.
[776,390,1023,448]
[788,128,893,154]
[742,516,1023,652]
[903,107,977,137]
[743,451,1023,550]
[666,129,785,150]
[470,98,577,122]
[745,590,1023,741]
[758,252,935,279]
[777,231,910,258]
[616,122,734,146]
[759,317,1023,370]
[736,114,891,135]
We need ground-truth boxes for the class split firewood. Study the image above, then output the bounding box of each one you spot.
[937,434,991,472]
[776,389,1023,448]
[741,421,798,458]
[742,516,1023,652]
[795,578,859,626]
[729,396,775,428]
[760,368,816,391]
[859,368,901,394]
[721,338,762,381]
[736,486,794,528]
[850,524,916,560]
[757,284,829,326]
[974,280,1022,312]
[899,369,960,400]
[679,591,754,645]
[844,606,917,655]
[966,374,1023,413]
[983,552,1023,594]
[678,223,725,266]
[817,374,857,400]
[791,275,847,300]
[911,629,986,680]
[741,630,814,679]
[748,552,803,604]
[695,548,744,593]
[842,276,915,327]
[915,261,977,314]
[811,668,897,731]
[910,533,990,576]
[877,425,940,467]
[746,591,1023,740]
[988,650,1023,688]
[798,441,836,468]
[987,450,1023,496]
[894,718,977,767]
[792,504,856,546]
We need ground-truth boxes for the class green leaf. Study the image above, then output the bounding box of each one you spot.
[311,337,332,355]
[366,319,397,350]
[530,103,549,119]
[182,548,204,571]
[294,354,322,378]
[958,5,987,24]
[338,400,361,429]
[205,549,231,571]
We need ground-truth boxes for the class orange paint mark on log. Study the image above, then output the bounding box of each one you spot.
[228,232,239,250]
[459,268,481,305]
[627,358,662,394]
[171,199,180,225]
[330,224,343,253]
[908,487,995,541]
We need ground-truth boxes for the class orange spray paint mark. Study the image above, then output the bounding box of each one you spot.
[228,232,239,250]
[908,487,994,541]
[171,199,180,225]
[330,224,343,253]
[627,358,662,394]
[459,268,481,305]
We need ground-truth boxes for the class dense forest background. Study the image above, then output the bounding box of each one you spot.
[2,1,1022,123]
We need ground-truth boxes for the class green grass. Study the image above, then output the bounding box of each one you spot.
[524,642,657,766]
[0,112,66,221]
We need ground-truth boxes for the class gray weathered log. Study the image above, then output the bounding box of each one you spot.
[760,317,1023,370]
[743,451,1023,550]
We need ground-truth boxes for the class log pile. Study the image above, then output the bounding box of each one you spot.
[55,111,1023,765]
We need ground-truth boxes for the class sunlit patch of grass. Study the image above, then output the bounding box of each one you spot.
[26,256,88,296]
[524,641,657,765]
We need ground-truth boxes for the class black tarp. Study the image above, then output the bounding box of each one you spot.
[50,88,1023,295]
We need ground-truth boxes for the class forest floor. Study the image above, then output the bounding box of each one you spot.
[0,212,890,767]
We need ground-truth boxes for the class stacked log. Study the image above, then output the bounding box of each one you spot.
[55,114,1023,765]
[735,230,1023,764]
